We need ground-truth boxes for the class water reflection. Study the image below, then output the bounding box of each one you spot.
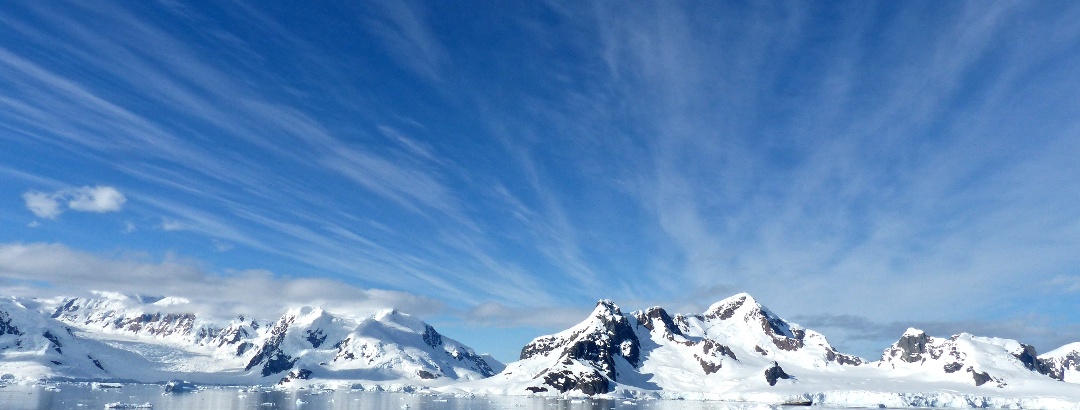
[0,384,795,410]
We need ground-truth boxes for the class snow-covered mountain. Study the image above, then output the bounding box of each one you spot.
[878,328,1062,387]
[458,293,863,397]
[6,291,1080,407]
[10,293,501,387]
[242,306,497,387]
[0,298,115,381]
[1039,342,1080,383]
[445,293,1080,408]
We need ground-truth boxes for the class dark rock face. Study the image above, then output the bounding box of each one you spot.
[704,295,746,321]
[1011,344,1063,381]
[0,311,23,336]
[969,367,993,387]
[943,362,963,373]
[696,355,722,374]
[824,347,865,366]
[448,349,496,377]
[701,339,737,360]
[760,314,805,352]
[333,338,355,361]
[525,386,548,393]
[42,331,63,354]
[542,369,609,395]
[635,307,682,338]
[1039,349,1080,382]
[891,331,929,362]
[882,330,947,364]
[277,368,312,385]
[115,313,197,338]
[88,355,105,371]
[520,300,640,394]
[245,316,297,376]
[764,361,791,386]
[50,299,79,318]
[417,370,437,379]
[304,329,326,348]
[51,297,249,350]
[422,325,443,349]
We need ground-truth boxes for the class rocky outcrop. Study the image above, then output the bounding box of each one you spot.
[245,315,297,376]
[506,294,869,396]
[519,300,640,394]
[764,361,791,386]
[1038,343,1080,382]
[880,329,1061,387]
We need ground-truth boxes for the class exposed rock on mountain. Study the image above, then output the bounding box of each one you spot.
[475,293,862,396]
[879,328,1062,387]
[30,294,500,386]
[1038,342,1080,383]
[0,298,114,380]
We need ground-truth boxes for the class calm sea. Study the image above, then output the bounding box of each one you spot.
[0,383,819,410]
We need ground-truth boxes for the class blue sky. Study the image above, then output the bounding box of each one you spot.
[2,1,1080,362]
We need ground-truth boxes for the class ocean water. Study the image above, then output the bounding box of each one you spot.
[0,383,811,410]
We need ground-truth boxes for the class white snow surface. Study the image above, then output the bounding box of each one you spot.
[3,292,1080,408]
[441,294,1080,408]
[4,294,500,389]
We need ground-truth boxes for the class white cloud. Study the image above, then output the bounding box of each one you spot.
[124,221,137,233]
[67,185,126,212]
[0,242,442,321]
[160,219,185,231]
[212,239,233,252]
[462,301,591,329]
[21,185,126,219]
[22,191,62,219]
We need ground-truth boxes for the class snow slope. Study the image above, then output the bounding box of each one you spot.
[0,298,119,381]
[24,293,502,387]
[444,293,1080,408]
[1040,342,1080,383]
[6,291,1080,408]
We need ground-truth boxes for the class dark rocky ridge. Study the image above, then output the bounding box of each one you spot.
[519,300,641,394]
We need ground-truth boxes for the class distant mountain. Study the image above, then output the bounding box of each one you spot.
[465,293,863,396]
[8,291,1080,407]
[878,328,1061,387]
[243,306,497,386]
[1038,342,1080,383]
[450,293,1080,408]
[11,293,501,387]
[0,298,114,381]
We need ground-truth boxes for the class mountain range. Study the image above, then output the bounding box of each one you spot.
[2,292,1079,407]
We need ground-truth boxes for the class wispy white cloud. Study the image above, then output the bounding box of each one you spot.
[0,242,442,320]
[21,185,126,219]
[159,219,185,232]
[66,185,126,213]
[22,191,61,219]
[461,301,592,329]
[360,0,447,83]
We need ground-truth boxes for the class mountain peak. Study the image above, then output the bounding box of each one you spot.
[592,299,622,317]
[902,327,926,337]
[704,292,763,321]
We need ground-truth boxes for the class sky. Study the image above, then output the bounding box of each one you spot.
[1,1,1080,362]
